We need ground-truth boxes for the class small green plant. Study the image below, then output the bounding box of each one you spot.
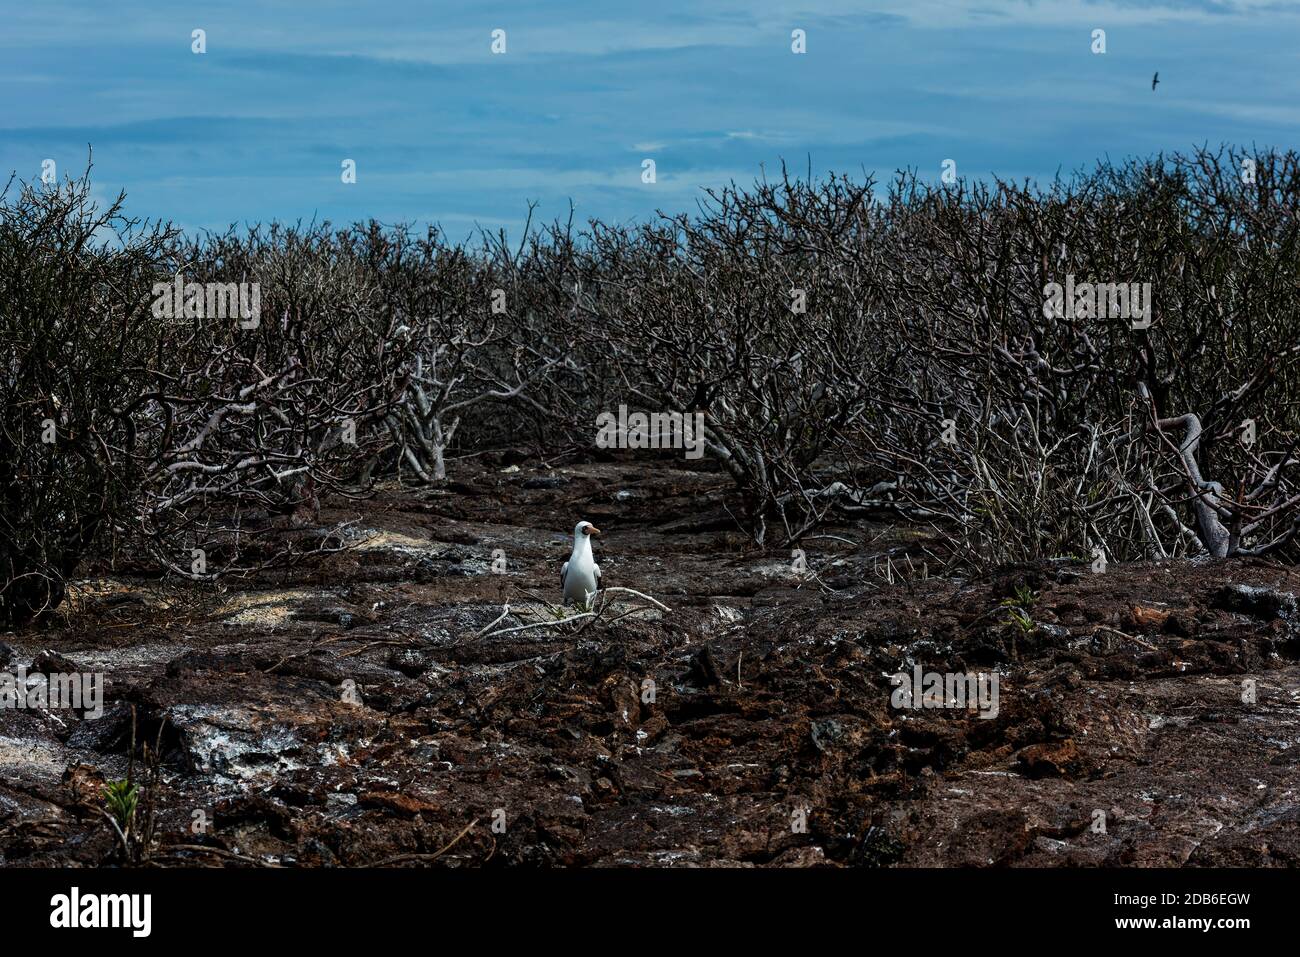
[1002,585,1038,609]
[99,706,164,865]
[1004,605,1034,634]
[103,779,139,834]
[1000,587,1037,634]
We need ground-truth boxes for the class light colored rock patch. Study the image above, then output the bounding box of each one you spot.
[216,589,323,627]
[0,735,72,783]
[168,704,305,784]
[352,529,441,554]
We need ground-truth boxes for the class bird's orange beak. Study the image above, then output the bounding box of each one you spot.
[584,525,601,536]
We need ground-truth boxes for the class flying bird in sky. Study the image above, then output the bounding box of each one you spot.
[1152,72,1160,91]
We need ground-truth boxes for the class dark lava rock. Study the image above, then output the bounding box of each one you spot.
[292,606,370,629]
[1015,739,1087,779]
[810,718,844,753]
[601,676,642,726]
[11,463,1300,870]
[389,647,433,677]
[30,649,83,675]
[409,742,440,764]
[296,838,339,866]
[0,640,13,668]
[685,644,724,688]
[1036,623,1072,644]
[270,655,347,683]
[947,809,1033,866]
[165,650,237,677]
[989,563,1045,600]
[1211,583,1298,622]
[215,794,296,839]
[851,827,906,867]
[963,631,1010,665]
[67,702,136,753]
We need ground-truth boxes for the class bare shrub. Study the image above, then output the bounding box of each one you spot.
[382,219,580,482]
[854,147,1300,565]
[138,222,418,577]
[584,171,891,544]
[0,169,176,626]
[7,146,1300,625]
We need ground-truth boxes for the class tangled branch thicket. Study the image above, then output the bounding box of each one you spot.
[5,145,1300,626]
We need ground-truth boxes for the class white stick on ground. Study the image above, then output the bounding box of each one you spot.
[474,587,671,641]
[598,587,671,612]
[472,603,512,638]
[480,611,597,638]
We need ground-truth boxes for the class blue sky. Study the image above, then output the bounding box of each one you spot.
[2,0,1298,237]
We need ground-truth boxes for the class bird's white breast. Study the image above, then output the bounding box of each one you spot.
[564,539,599,603]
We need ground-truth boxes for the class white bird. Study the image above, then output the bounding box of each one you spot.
[561,521,602,607]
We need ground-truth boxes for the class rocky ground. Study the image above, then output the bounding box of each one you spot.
[2,458,1298,867]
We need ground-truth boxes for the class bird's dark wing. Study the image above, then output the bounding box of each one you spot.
[560,560,569,590]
